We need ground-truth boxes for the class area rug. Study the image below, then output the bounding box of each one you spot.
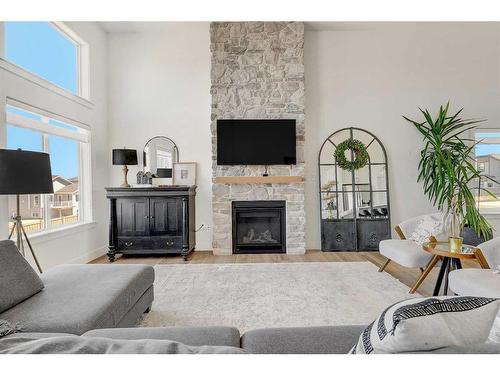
[139,262,416,332]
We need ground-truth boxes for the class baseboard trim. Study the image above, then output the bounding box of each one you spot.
[66,245,108,264]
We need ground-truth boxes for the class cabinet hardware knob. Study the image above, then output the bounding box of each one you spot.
[125,242,133,247]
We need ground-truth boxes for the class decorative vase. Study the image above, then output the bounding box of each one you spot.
[448,236,463,253]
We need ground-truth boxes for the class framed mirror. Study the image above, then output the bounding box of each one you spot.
[318,127,390,252]
[143,136,179,174]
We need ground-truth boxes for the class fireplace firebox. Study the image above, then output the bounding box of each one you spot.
[232,201,286,254]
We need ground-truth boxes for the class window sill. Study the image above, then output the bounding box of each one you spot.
[482,213,500,219]
[0,58,94,109]
[27,221,97,245]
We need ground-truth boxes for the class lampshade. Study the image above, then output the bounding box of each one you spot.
[156,168,172,178]
[0,149,54,195]
[112,149,138,165]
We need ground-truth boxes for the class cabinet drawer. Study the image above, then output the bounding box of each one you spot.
[151,236,183,250]
[117,237,151,250]
[117,236,183,251]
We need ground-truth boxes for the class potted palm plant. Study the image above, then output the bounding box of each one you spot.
[403,103,496,250]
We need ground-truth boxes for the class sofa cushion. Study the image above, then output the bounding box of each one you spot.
[0,334,246,354]
[351,296,500,354]
[83,326,241,348]
[379,239,433,268]
[410,343,500,354]
[241,325,364,354]
[0,240,44,313]
[0,264,154,335]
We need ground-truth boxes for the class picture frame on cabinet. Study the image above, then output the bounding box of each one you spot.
[173,162,197,186]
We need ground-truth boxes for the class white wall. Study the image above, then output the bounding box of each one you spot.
[107,22,213,249]
[0,22,109,269]
[305,22,500,249]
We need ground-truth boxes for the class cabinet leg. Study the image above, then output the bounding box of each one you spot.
[107,249,116,263]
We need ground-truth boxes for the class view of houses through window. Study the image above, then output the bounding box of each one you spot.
[6,105,85,233]
[474,131,500,213]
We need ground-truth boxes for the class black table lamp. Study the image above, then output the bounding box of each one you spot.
[0,149,54,272]
[112,149,138,188]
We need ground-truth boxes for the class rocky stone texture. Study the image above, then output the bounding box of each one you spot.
[210,22,306,254]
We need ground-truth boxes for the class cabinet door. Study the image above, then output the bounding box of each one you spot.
[357,219,390,250]
[321,219,356,251]
[116,198,149,236]
[149,198,183,236]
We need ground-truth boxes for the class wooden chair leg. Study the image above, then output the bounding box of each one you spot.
[378,258,391,272]
[409,255,440,294]
[474,249,490,269]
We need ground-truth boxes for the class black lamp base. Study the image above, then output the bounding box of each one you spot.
[8,195,43,273]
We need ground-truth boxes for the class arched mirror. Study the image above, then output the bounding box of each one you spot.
[318,127,390,252]
[143,136,179,174]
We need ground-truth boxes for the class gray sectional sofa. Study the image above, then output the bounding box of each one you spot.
[5,325,500,354]
[1,240,500,354]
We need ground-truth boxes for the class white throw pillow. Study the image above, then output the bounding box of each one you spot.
[408,217,444,245]
[350,296,500,354]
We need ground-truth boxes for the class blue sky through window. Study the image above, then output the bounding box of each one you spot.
[6,125,43,152]
[6,123,79,178]
[4,22,77,93]
[49,135,79,179]
[6,105,80,178]
[475,133,500,157]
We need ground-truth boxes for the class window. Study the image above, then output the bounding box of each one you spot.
[3,22,80,94]
[474,131,500,213]
[6,103,90,234]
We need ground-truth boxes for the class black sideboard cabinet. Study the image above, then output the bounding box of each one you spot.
[105,186,196,261]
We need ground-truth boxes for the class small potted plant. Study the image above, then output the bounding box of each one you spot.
[321,181,337,219]
[404,103,496,250]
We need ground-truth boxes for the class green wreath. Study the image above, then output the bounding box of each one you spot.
[334,139,369,171]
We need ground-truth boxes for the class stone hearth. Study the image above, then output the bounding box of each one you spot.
[210,22,306,255]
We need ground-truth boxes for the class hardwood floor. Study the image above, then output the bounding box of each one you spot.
[89,250,480,297]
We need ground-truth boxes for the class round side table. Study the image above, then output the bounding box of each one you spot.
[414,241,490,296]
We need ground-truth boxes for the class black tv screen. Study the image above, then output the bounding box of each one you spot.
[217,119,296,165]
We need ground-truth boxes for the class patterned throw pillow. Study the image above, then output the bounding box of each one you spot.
[408,217,444,245]
[350,296,500,354]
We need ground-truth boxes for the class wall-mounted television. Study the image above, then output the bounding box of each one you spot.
[217,119,296,165]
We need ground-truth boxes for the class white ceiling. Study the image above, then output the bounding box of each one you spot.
[99,22,182,33]
[99,21,400,33]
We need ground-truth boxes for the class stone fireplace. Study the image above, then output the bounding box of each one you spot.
[210,22,306,254]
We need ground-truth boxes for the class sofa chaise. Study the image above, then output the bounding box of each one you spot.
[0,240,154,335]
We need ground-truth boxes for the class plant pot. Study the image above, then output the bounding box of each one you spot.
[462,225,492,246]
[448,236,463,253]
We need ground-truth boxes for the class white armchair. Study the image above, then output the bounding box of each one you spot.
[449,236,500,298]
[378,213,446,293]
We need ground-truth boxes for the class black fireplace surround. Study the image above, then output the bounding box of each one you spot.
[232,201,286,254]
